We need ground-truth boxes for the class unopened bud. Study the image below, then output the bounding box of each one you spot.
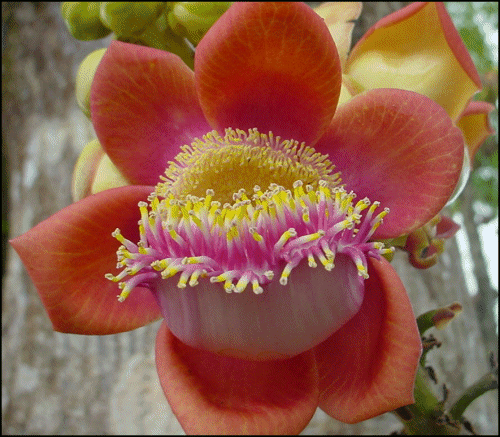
[417,302,463,335]
[167,2,232,46]
[61,2,112,41]
[76,48,107,119]
[99,2,165,37]
[431,303,463,330]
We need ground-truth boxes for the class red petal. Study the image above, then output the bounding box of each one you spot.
[155,323,319,434]
[315,257,421,423]
[10,186,161,335]
[195,2,342,146]
[91,41,212,186]
[314,88,464,238]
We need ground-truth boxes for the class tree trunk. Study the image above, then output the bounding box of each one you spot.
[461,167,498,358]
[2,2,497,435]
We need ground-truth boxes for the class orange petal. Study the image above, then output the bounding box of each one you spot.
[10,186,161,335]
[155,323,319,434]
[314,88,464,238]
[345,2,481,121]
[456,100,496,165]
[314,2,362,68]
[315,257,421,423]
[195,2,342,146]
[91,41,212,186]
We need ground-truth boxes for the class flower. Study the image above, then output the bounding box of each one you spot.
[318,1,494,170]
[11,2,470,434]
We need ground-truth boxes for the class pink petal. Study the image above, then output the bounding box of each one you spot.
[91,41,212,186]
[155,323,319,434]
[345,2,481,121]
[195,2,342,146]
[314,88,465,238]
[10,186,161,335]
[457,100,496,164]
[315,257,421,423]
[154,255,364,360]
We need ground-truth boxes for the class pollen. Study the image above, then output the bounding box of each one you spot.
[156,128,341,204]
[105,128,394,301]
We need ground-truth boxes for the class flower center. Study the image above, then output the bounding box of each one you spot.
[157,128,340,204]
[105,128,394,359]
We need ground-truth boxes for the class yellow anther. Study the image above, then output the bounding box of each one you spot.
[104,272,126,282]
[371,208,390,232]
[189,210,203,228]
[138,200,148,209]
[117,249,133,260]
[126,265,142,275]
[112,228,129,246]
[151,259,168,271]
[279,263,294,285]
[161,266,180,279]
[227,225,239,241]
[251,228,263,242]
[189,269,205,287]
[235,276,250,293]
[167,226,184,244]
[333,219,352,232]
[307,189,318,204]
[264,270,274,280]
[322,245,335,260]
[317,252,334,270]
[380,246,395,255]
[139,222,146,237]
[117,286,131,302]
[211,273,227,283]
[307,254,317,268]
[252,279,263,294]
[365,201,380,218]
[303,231,324,243]
[355,260,369,279]
[354,198,371,214]
[274,228,297,253]
[177,272,190,288]
[150,196,160,211]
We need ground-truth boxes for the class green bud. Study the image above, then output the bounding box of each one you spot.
[115,13,195,70]
[167,2,232,46]
[75,48,107,118]
[99,2,166,37]
[61,2,112,41]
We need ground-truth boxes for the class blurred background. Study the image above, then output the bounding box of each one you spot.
[2,2,498,434]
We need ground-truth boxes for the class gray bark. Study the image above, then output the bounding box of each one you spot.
[2,2,497,435]
[461,160,498,358]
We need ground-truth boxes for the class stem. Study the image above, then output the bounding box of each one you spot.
[394,367,462,435]
[448,370,498,420]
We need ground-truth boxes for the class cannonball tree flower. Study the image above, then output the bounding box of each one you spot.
[11,2,467,434]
